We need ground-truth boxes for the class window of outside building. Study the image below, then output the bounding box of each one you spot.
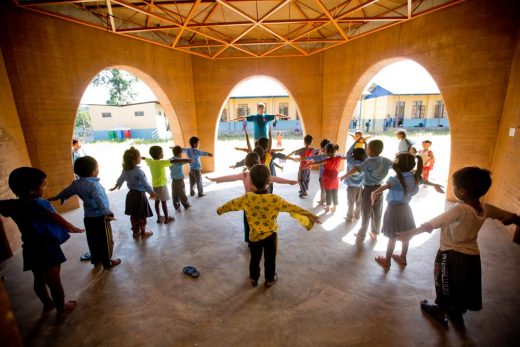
[221,108,228,122]
[135,111,144,117]
[434,100,446,118]
[237,104,249,117]
[411,101,425,119]
[395,101,405,118]
[278,102,289,116]
[157,110,162,116]
[102,112,111,118]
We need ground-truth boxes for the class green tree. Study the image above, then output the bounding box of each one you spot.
[92,69,138,105]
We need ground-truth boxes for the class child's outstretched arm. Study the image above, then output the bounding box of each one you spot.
[277,197,321,226]
[270,176,297,185]
[216,195,246,215]
[339,166,361,181]
[267,127,273,153]
[423,179,445,193]
[396,224,430,242]
[48,185,76,205]
[206,173,244,184]
[170,158,192,164]
[371,183,390,206]
[109,171,125,191]
[234,147,250,152]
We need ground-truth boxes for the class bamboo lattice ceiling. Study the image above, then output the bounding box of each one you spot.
[17,0,465,59]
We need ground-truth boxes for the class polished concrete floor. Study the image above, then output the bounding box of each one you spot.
[1,169,520,347]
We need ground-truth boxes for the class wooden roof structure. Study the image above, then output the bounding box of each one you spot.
[17,0,465,59]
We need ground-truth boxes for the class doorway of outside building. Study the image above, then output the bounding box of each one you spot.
[342,60,451,250]
[74,68,176,188]
[212,76,304,182]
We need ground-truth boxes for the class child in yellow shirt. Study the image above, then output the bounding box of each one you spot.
[217,165,320,288]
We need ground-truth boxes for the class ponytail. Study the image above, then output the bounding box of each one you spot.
[394,165,408,196]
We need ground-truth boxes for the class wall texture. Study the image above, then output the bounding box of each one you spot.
[0,0,519,251]
[0,51,32,251]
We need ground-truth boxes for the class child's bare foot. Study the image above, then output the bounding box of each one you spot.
[42,303,55,315]
[132,232,140,239]
[330,206,336,213]
[164,216,175,224]
[104,258,122,269]
[324,206,330,213]
[392,254,407,266]
[55,300,77,324]
[157,216,164,224]
[141,231,153,238]
[369,232,378,240]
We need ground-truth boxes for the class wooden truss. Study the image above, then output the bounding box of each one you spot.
[17,0,465,59]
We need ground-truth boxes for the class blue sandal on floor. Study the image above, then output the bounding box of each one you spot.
[183,266,200,278]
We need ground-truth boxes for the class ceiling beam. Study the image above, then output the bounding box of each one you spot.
[172,0,202,47]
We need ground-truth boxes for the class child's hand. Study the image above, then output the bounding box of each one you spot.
[229,165,237,169]
[502,214,520,226]
[308,214,321,224]
[208,153,213,157]
[339,174,347,181]
[433,184,445,194]
[109,187,117,192]
[206,176,215,182]
[104,215,116,221]
[370,191,379,206]
[149,192,158,199]
[280,166,284,172]
[69,225,85,233]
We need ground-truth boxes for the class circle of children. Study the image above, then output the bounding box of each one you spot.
[1,104,519,328]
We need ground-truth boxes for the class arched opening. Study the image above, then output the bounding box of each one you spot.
[337,59,452,250]
[73,66,183,187]
[210,76,304,181]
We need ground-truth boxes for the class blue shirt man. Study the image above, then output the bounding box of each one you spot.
[232,103,287,140]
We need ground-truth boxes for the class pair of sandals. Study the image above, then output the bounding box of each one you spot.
[375,255,407,270]
[183,266,200,278]
[250,274,278,288]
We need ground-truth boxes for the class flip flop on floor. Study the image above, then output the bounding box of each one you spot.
[164,216,175,224]
[183,266,200,278]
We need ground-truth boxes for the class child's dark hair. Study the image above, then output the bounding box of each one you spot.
[189,136,199,148]
[423,140,432,145]
[352,148,367,161]
[8,167,47,198]
[325,143,339,155]
[396,130,407,138]
[72,138,81,146]
[452,167,492,199]
[304,135,313,146]
[392,153,423,195]
[354,131,363,136]
[149,146,163,160]
[258,137,269,150]
[320,138,330,149]
[368,140,384,155]
[250,164,270,192]
[257,102,266,110]
[123,147,140,171]
[74,156,98,177]
[253,146,265,161]
[245,152,260,169]
[172,145,183,157]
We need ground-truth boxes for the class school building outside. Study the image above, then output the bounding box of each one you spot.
[355,83,449,132]
[87,101,172,141]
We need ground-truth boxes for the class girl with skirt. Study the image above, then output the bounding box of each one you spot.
[110,147,157,239]
[371,152,423,270]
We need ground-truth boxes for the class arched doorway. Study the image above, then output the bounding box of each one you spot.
[338,59,452,249]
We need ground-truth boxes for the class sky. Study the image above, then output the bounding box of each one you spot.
[79,60,439,105]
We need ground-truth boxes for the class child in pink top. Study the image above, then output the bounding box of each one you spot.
[207,151,297,242]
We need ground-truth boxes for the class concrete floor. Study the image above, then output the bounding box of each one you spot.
[1,169,520,347]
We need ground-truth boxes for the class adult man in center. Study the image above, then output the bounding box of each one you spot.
[231,103,288,141]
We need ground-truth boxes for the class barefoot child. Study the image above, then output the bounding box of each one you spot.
[418,140,435,181]
[144,145,189,224]
[306,143,345,213]
[371,152,423,270]
[184,137,213,197]
[305,139,331,205]
[0,167,83,323]
[396,167,520,326]
[344,148,366,221]
[110,147,157,239]
[288,135,319,198]
[169,145,193,210]
[207,152,298,242]
[49,156,121,269]
[340,140,393,240]
[217,165,320,287]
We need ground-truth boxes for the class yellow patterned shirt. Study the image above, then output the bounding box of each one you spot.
[217,192,316,242]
